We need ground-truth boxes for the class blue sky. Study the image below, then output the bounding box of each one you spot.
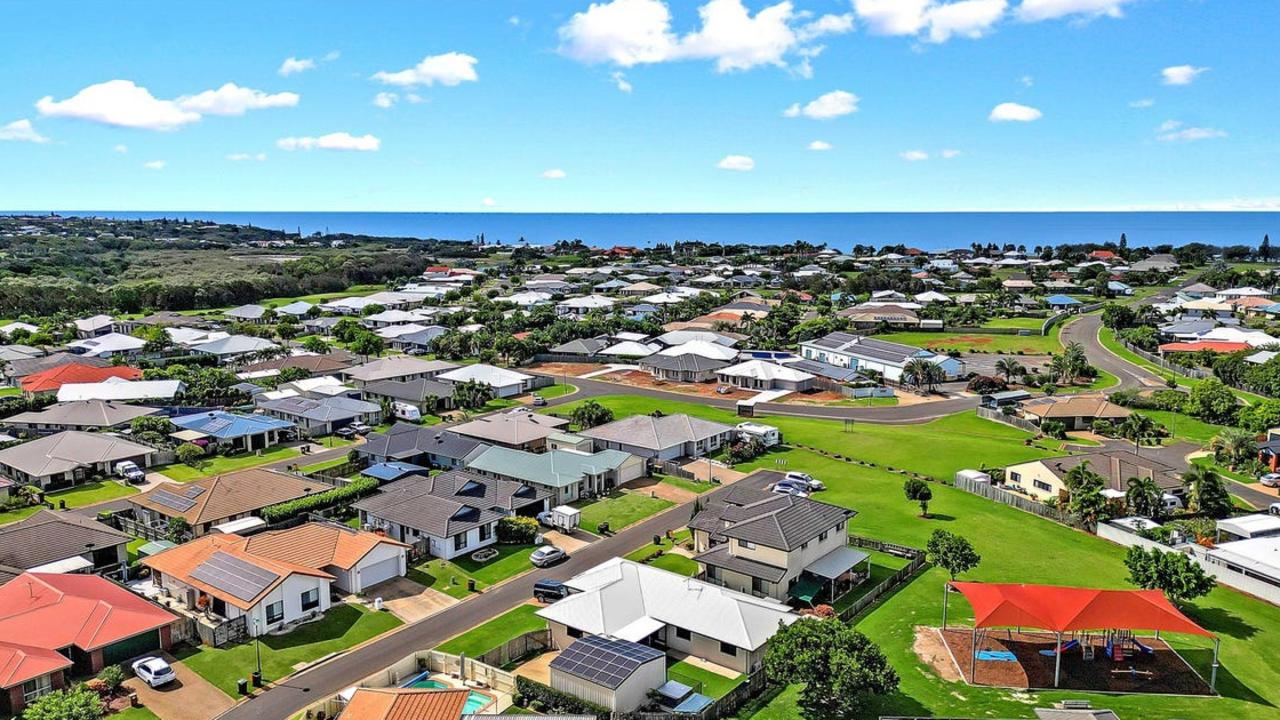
[0,0,1276,213]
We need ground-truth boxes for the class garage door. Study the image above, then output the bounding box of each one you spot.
[359,556,401,591]
[103,629,160,666]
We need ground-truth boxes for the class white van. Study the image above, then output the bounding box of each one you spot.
[1160,493,1184,512]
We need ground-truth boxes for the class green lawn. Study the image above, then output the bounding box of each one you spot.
[551,397,1066,481]
[831,548,912,613]
[0,480,139,525]
[0,386,20,397]
[154,446,302,481]
[729,446,1280,720]
[647,552,700,576]
[876,327,1062,355]
[126,536,148,564]
[573,491,674,533]
[437,604,545,657]
[1098,326,1268,404]
[1135,409,1226,446]
[657,473,716,494]
[176,284,386,316]
[178,603,401,697]
[113,707,162,720]
[981,316,1048,330]
[298,457,350,474]
[667,658,744,699]
[406,543,538,599]
[533,383,577,400]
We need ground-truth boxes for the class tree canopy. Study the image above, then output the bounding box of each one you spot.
[763,617,899,719]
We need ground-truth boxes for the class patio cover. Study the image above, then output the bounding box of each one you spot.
[806,546,870,580]
[788,575,823,604]
[137,540,177,557]
[673,693,714,714]
[614,615,666,643]
[950,582,1213,637]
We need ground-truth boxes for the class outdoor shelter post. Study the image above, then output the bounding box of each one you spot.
[970,625,977,684]
[942,582,949,630]
[1053,631,1062,688]
[1211,637,1220,691]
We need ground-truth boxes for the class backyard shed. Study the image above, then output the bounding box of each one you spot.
[549,635,667,712]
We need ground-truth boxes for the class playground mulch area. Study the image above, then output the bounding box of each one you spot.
[938,628,1213,696]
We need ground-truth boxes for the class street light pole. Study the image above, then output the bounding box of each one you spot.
[254,618,262,681]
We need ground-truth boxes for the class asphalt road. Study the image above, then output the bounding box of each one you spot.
[214,473,774,720]
[1059,313,1165,391]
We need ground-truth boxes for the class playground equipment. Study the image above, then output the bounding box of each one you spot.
[1038,639,1081,657]
[1105,630,1156,662]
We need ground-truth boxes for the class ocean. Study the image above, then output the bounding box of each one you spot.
[17,211,1279,253]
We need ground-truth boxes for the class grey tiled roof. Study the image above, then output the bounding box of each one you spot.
[694,543,788,583]
[359,424,490,462]
[690,482,854,551]
[362,377,456,403]
[354,470,548,538]
[639,353,731,373]
[0,510,130,570]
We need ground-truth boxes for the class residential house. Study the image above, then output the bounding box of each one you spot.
[1130,253,1178,273]
[388,326,449,354]
[536,558,798,675]
[1180,282,1218,299]
[241,522,408,594]
[689,479,860,604]
[4,353,110,386]
[1003,450,1182,503]
[362,377,457,414]
[0,431,156,490]
[1019,395,1131,430]
[341,357,459,388]
[466,445,646,504]
[129,469,322,537]
[0,573,179,715]
[0,511,131,583]
[71,315,115,338]
[170,411,296,453]
[190,335,280,363]
[56,378,184,403]
[550,636,667,712]
[557,295,616,318]
[715,360,815,392]
[638,353,730,383]
[437,363,536,398]
[835,304,921,329]
[67,332,146,359]
[450,410,570,451]
[224,304,270,324]
[799,332,964,383]
[549,336,611,358]
[257,396,382,436]
[275,301,314,318]
[2,400,160,434]
[353,470,550,560]
[238,351,358,377]
[580,414,734,461]
[19,363,142,395]
[357,425,490,469]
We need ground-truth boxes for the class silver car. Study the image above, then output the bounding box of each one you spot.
[1260,473,1280,488]
[530,545,567,567]
[131,656,176,688]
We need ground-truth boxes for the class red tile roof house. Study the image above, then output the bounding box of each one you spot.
[19,363,142,395]
[0,572,179,714]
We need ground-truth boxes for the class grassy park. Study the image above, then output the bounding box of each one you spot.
[0,480,138,525]
[876,327,1063,355]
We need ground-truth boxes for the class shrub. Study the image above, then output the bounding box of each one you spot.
[966,375,1007,394]
[259,477,379,523]
[497,516,539,544]
[1040,420,1066,439]
[96,664,125,693]
[175,442,205,466]
[515,677,609,719]
[724,438,765,465]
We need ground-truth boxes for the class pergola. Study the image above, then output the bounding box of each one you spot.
[943,581,1219,690]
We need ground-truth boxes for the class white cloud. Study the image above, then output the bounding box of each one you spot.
[278,56,315,76]
[611,71,634,93]
[227,152,267,162]
[323,50,341,62]
[0,119,49,143]
[558,0,850,73]
[542,168,568,179]
[373,52,479,87]
[1016,0,1134,22]
[1156,120,1225,142]
[988,101,1042,122]
[1019,75,1034,87]
[783,89,858,120]
[854,0,931,35]
[924,0,1007,43]
[1129,98,1154,108]
[373,92,398,108]
[36,80,201,131]
[177,83,299,116]
[113,144,128,154]
[900,149,929,161]
[143,160,165,170]
[808,140,832,151]
[1161,64,1208,86]
[509,15,522,26]
[482,197,497,207]
[276,132,381,152]
[717,154,755,171]
[941,148,962,158]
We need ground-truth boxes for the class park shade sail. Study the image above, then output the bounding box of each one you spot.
[949,582,1214,637]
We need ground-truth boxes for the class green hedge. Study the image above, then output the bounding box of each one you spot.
[497,515,539,544]
[259,477,379,523]
[515,676,610,719]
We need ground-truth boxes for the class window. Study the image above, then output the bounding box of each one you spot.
[454,533,469,551]
[736,539,755,550]
[1009,471,1022,483]
[266,601,284,625]
[1033,479,1053,493]
[568,627,583,639]
[751,577,766,594]
[800,541,808,550]
[719,641,738,656]
[705,565,718,580]
[22,675,52,704]
[301,588,320,611]
[479,523,491,542]
[675,626,691,641]
[818,530,829,542]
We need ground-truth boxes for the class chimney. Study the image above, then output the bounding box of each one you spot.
[1110,455,1121,484]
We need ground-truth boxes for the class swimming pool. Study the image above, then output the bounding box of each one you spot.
[400,674,494,713]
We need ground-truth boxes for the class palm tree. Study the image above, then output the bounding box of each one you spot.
[902,358,934,392]
[1125,475,1163,519]
[1048,354,1073,384]
[1182,465,1232,518]
[994,357,1025,384]
[1209,428,1257,471]
[1116,413,1158,455]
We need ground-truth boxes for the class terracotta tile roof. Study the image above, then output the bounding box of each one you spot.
[130,468,322,526]
[243,523,408,571]
[0,573,176,687]
[341,688,470,720]
[1021,395,1131,420]
[142,534,332,611]
[20,363,142,393]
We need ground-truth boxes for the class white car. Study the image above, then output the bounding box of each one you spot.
[771,483,808,498]
[1270,503,1280,517]
[131,656,176,688]
[530,545,567,567]
[785,471,825,491]
[1260,473,1280,488]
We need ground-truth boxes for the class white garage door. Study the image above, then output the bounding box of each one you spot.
[359,556,401,591]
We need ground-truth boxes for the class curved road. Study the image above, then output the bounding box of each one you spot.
[1059,313,1165,392]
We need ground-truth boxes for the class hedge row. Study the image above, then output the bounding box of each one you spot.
[514,676,610,719]
[259,476,379,523]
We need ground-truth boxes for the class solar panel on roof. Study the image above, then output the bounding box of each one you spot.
[149,488,197,512]
[189,551,280,602]
[549,635,663,689]
[182,485,207,498]
[203,418,232,433]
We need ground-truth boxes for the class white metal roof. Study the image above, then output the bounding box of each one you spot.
[57,379,184,402]
[1218,513,1280,539]
[656,341,738,361]
[438,363,533,387]
[717,360,814,383]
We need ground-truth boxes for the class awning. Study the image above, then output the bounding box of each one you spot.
[672,693,714,714]
[806,546,870,580]
[212,516,267,535]
[614,615,666,643]
[137,540,177,557]
[170,429,208,442]
[950,582,1215,637]
[28,555,94,574]
[788,575,823,604]
[655,680,693,701]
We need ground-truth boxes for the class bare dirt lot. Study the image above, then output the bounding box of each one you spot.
[596,370,756,399]
[526,361,606,378]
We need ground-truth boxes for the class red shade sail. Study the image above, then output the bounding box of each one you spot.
[950,582,1214,638]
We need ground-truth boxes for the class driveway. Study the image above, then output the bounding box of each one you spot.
[125,653,234,720]
[370,577,458,623]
